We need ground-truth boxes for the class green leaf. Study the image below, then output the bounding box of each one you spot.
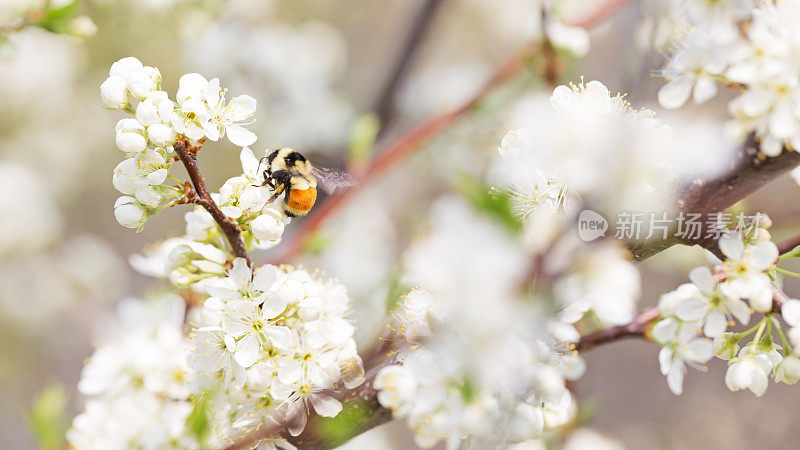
[384,268,410,312]
[457,378,477,403]
[347,113,380,167]
[316,400,374,447]
[575,397,600,425]
[25,384,68,450]
[303,230,333,255]
[186,390,212,444]
[29,0,79,34]
[454,175,522,234]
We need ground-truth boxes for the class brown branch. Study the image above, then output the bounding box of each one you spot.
[575,306,659,351]
[271,0,636,265]
[778,233,800,255]
[577,281,796,352]
[174,139,252,266]
[270,49,527,264]
[373,0,446,133]
[630,136,800,261]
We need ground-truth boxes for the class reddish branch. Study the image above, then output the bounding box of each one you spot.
[270,51,527,263]
[174,139,252,266]
[271,0,638,264]
[575,306,659,351]
[569,0,636,28]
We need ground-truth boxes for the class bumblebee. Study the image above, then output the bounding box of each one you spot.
[260,147,356,217]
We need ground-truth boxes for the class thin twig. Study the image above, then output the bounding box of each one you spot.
[772,283,790,312]
[174,139,252,266]
[575,306,659,351]
[568,0,636,28]
[373,0,446,133]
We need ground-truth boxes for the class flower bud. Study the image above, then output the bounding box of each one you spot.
[115,131,147,153]
[147,124,176,147]
[136,91,174,126]
[100,76,128,109]
[116,118,145,134]
[509,403,544,441]
[127,66,161,99]
[374,366,417,410]
[68,15,97,39]
[109,57,143,80]
[712,333,740,360]
[788,326,800,350]
[532,365,566,397]
[114,196,146,229]
[251,209,285,243]
[775,355,800,385]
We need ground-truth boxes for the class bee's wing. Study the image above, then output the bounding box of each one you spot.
[311,166,357,194]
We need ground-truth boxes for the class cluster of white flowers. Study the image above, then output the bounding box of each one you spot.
[490,80,654,326]
[492,79,672,219]
[128,147,289,290]
[375,198,585,449]
[68,294,199,449]
[652,227,796,396]
[102,57,258,230]
[659,0,800,156]
[188,258,364,443]
[102,59,291,286]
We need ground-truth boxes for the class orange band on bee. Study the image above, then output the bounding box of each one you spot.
[287,187,317,212]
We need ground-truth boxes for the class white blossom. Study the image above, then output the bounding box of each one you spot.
[114,118,147,153]
[775,355,800,385]
[717,234,778,312]
[69,295,198,449]
[555,242,640,326]
[174,73,257,146]
[188,260,362,440]
[113,196,148,230]
[112,147,170,206]
[659,1,800,156]
[652,317,713,395]
[725,353,771,396]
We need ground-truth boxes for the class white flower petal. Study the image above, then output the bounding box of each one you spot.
[658,75,694,109]
[310,394,342,418]
[226,125,257,147]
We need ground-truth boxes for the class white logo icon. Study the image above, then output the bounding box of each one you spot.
[578,209,608,241]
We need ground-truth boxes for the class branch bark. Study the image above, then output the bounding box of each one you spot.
[575,306,659,351]
[630,136,800,261]
[778,232,800,255]
[174,139,252,266]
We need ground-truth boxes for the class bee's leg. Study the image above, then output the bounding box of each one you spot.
[267,183,285,203]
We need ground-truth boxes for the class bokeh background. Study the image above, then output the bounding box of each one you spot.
[2,0,800,448]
